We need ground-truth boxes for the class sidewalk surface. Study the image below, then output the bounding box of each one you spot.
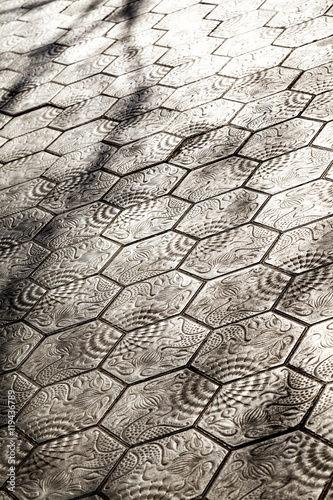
[1,0,333,498]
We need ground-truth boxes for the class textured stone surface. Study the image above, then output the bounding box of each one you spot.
[103,316,209,382]
[102,369,217,444]
[199,367,320,445]
[208,431,333,500]
[192,312,304,383]
[2,0,333,497]
[187,264,290,327]
[103,270,201,331]
[176,189,267,238]
[103,430,226,500]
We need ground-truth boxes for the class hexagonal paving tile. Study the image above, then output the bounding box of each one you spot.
[313,121,333,149]
[15,428,126,500]
[55,37,112,65]
[102,369,217,444]
[157,20,217,47]
[275,15,333,47]
[158,38,220,67]
[104,64,170,98]
[54,54,115,85]
[212,9,275,38]
[26,276,121,334]
[240,118,321,160]
[0,82,63,115]
[165,99,242,137]
[103,429,226,500]
[0,178,55,218]
[306,384,333,443]
[246,147,333,194]
[0,241,49,283]
[290,319,333,382]
[40,170,118,214]
[103,196,190,244]
[105,133,182,174]
[176,189,267,238]
[21,320,121,385]
[47,119,117,155]
[51,74,111,107]
[160,55,229,87]
[107,86,175,122]
[107,108,179,145]
[107,13,163,39]
[105,44,167,76]
[220,46,290,79]
[186,264,290,328]
[162,75,234,111]
[0,106,60,139]
[0,208,52,249]
[50,95,116,131]
[216,26,281,57]
[283,37,333,70]
[0,430,32,486]
[17,371,123,442]
[0,152,57,190]
[232,90,311,130]
[0,372,38,425]
[192,312,303,383]
[0,128,60,163]
[302,90,333,121]
[266,217,333,273]
[170,127,250,169]
[0,279,45,323]
[44,143,117,180]
[255,180,333,231]
[104,163,185,208]
[102,270,201,331]
[207,431,333,500]
[31,237,119,288]
[103,231,195,285]
[181,224,277,278]
[155,4,213,30]
[174,156,257,202]
[292,61,333,94]
[103,315,209,383]
[0,322,42,374]
[225,66,301,103]
[277,264,333,324]
[199,367,320,445]
[35,202,119,250]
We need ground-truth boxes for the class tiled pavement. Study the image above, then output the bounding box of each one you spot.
[1,0,333,499]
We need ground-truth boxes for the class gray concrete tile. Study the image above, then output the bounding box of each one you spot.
[102,369,217,444]
[26,276,121,334]
[103,231,195,284]
[17,371,123,441]
[186,264,290,327]
[21,320,122,385]
[0,322,43,374]
[104,163,185,207]
[181,224,277,278]
[199,367,320,445]
[103,315,209,382]
[176,188,267,238]
[31,236,119,287]
[103,429,226,499]
[208,431,333,500]
[102,270,201,330]
[192,312,303,383]
[15,428,126,499]
[103,196,190,243]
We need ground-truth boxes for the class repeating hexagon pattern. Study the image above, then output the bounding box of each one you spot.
[1,0,333,498]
